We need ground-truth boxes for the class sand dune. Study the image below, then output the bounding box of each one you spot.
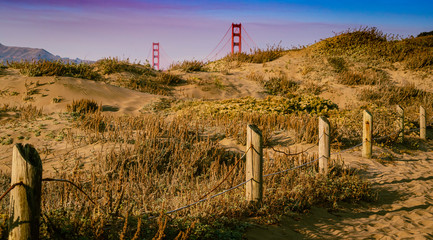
[0,69,160,114]
[2,47,433,239]
[246,141,433,239]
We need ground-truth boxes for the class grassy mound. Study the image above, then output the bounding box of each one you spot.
[7,60,100,80]
[169,60,206,72]
[95,57,154,75]
[315,27,433,70]
[223,44,287,64]
[6,58,185,96]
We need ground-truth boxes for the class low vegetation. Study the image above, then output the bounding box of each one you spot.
[169,60,206,72]
[66,99,101,116]
[6,58,185,96]
[315,27,433,70]
[2,27,431,239]
[175,95,338,117]
[417,30,433,37]
[223,44,287,64]
[95,57,154,75]
[0,66,6,75]
[7,60,100,80]
[0,104,43,122]
[336,67,389,86]
[0,107,375,239]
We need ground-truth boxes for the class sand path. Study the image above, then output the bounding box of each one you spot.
[246,140,433,239]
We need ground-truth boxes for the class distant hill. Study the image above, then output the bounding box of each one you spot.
[418,31,433,37]
[0,43,89,63]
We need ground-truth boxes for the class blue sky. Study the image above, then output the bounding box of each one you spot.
[1,0,432,67]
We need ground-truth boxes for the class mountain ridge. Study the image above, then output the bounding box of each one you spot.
[0,43,89,63]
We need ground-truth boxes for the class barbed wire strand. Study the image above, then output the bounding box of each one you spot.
[0,127,426,220]
[264,156,323,178]
[270,133,323,157]
[0,181,23,202]
[198,146,251,201]
[148,178,252,220]
[263,127,421,179]
[42,178,97,206]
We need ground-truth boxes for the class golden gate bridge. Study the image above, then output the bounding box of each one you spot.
[148,23,258,70]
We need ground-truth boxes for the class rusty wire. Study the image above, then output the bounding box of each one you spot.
[198,145,252,201]
[0,181,23,202]
[42,178,97,206]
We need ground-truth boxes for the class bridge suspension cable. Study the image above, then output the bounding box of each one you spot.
[204,25,232,62]
[242,25,258,50]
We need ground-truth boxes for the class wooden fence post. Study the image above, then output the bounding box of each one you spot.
[246,124,263,203]
[318,116,330,174]
[9,144,42,240]
[363,110,373,158]
[420,106,426,140]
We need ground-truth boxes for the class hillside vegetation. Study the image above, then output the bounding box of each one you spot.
[0,27,432,239]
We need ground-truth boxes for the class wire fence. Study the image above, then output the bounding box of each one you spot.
[146,125,423,219]
[0,119,429,221]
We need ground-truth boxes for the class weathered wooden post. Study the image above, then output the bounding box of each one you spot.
[397,105,404,143]
[318,116,330,174]
[363,110,373,158]
[9,144,42,240]
[246,124,263,203]
[420,106,426,140]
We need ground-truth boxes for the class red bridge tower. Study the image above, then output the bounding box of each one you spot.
[152,42,160,70]
[231,23,242,54]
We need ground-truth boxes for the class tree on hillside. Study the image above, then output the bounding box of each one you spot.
[417,31,433,37]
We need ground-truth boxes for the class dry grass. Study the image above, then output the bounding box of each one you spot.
[8,28,431,239]
[0,106,375,239]
[7,60,100,80]
[66,99,101,116]
[262,73,299,95]
[246,71,265,82]
[127,75,172,95]
[358,82,432,106]
[0,104,43,122]
[53,114,371,239]
[0,66,6,75]
[326,56,390,86]
[169,60,206,72]
[336,68,389,86]
[327,57,347,73]
[95,57,153,75]
[316,27,433,70]
[223,44,287,63]
[7,58,184,96]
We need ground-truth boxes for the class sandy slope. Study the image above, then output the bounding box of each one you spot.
[0,69,160,114]
[2,52,433,239]
[246,139,433,239]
